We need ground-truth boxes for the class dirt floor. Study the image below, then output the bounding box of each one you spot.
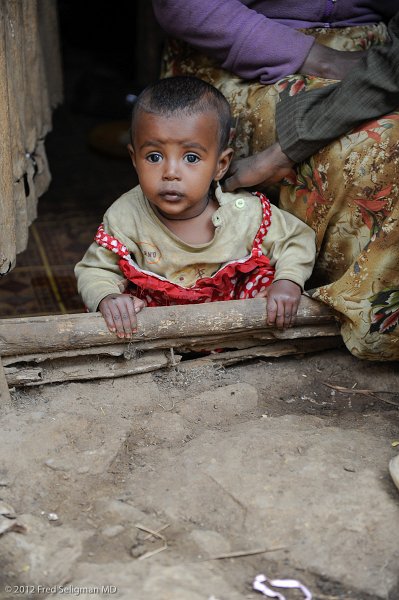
[0,347,398,600]
[0,14,398,598]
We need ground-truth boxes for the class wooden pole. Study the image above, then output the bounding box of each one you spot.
[4,350,175,387]
[0,297,337,357]
[0,6,17,276]
[3,338,342,387]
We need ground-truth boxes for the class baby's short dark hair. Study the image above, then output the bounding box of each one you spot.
[131,76,232,151]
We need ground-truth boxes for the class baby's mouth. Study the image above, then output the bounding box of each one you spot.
[159,190,183,201]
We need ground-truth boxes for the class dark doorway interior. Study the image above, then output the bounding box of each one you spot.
[0,1,164,317]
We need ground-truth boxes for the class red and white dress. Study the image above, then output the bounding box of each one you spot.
[94,191,275,307]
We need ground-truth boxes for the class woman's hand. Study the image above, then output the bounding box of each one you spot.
[98,293,146,338]
[299,42,367,80]
[223,143,295,192]
[259,280,302,329]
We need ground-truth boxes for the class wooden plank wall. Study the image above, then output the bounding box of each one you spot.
[0,0,62,276]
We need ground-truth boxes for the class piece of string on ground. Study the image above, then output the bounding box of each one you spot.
[253,574,312,599]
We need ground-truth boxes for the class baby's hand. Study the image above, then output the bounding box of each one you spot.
[98,293,146,338]
[262,280,302,329]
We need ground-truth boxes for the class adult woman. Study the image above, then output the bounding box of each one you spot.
[152,1,399,360]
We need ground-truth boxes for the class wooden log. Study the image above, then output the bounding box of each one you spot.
[171,323,340,352]
[190,336,343,367]
[4,350,177,387]
[3,336,342,387]
[1,322,340,366]
[0,7,16,276]
[0,297,337,357]
[1,344,128,365]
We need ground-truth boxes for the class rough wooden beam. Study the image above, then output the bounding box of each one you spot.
[0,7,16,276]
[1,323,340,367]
[0,297,337,357]
[189,336,343,367]
[3,338,342,387]
[4,350,176,387]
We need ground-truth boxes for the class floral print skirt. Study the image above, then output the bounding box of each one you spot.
[161,23,399,361]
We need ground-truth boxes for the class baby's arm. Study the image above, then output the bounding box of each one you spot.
[261,205,316,329]
[75,241,146,337]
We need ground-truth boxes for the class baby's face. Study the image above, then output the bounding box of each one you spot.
[128,110,231,220]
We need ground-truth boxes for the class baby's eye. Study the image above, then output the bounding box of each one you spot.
[146,152,162,163]
[184,153,200,164]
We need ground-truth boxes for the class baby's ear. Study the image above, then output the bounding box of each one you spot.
[127,143,136,168]
[215,147,234,181]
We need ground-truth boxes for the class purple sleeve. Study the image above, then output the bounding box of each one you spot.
[152,0,315,83]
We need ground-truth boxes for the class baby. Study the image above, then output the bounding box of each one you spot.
[75,76,316,337]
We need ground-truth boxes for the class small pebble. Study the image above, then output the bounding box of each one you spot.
[77,466,89,474]
[45,459,69,472]
[101,524,124,538]
[47,513,59,521]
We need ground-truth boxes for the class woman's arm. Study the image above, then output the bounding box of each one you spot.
[277,12,399,162]
[152,0,315,83]
[153,0,369,83]
[225,12,399,190]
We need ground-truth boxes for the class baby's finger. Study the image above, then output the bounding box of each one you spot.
[100,302,117,334]
[266,296,278,326]
[119,296,138,337]
[109,300,127,338]
[279,299,292,329]
[132,296,147,313]
[283,305,294,329]
[290,297,301,327]
[274,299,286,329]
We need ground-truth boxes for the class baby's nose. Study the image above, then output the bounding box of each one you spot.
[163,159,180,179]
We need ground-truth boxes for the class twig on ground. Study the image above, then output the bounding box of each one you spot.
[322,382,399,407]
[314,595,347,600]
[142,523,170,541]
[202,546,286,560]
[135,523,168,560]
